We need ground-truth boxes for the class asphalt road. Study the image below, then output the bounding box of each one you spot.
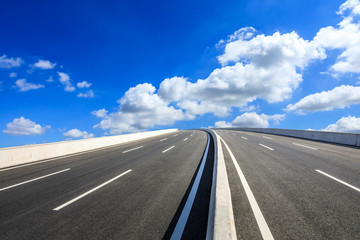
[216,130,360,240]
[0,130,211,240]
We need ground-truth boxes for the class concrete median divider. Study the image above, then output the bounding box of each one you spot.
[206,129,237,240]
[226,128,360,147]
[0,128,178,169]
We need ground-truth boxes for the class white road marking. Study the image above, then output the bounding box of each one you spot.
[0,168,71,192]
[183,138,188,141]
[122,146,143,153]
[53,169,132,211]
[293,143,317,150]
[174,134,178,137]
[247,133,253,135]
[262,136,272,140]
[241,137,248,140]
[232,133,236,136]
[171,133,210,239]
[259,144,274,151]
[190,134,194,137]
[160,138,168,142]
[316,170,360,193]
[162,145,175,153]
[220,137,274,240]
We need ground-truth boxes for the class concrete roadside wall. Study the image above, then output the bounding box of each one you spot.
[227,128,360,147]
[0,129,178,169]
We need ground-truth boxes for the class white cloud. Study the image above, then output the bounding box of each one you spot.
[156,29,324,117]
[314,0,360,75]
[77,90,94,98]
[9,72,17,78]
[77,81,92,88]
[34,59,56,69]
[286,85,360,114]
[0,55,23,68]
[92,108,108,118]
[215,112,285,128]
[322,116,360,133]
[57,72,75,92]
[46,76,54,82]
[14,78,44,92]
[95,83,186,134]
[63,128,94,139]
[218,31,324,68]
[3,117,49,135]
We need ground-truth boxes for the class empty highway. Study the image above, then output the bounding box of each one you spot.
[0,130,213,240]
[1,128,359,240]
[216,130,360,240]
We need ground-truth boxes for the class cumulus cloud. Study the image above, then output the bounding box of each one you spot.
[322,116,360,133]
[57,72,75,92]
[3,117,50,135]
[156,29,324,117]
[95,83,186,134]
[94,0,360,133]
[63,129,94,139]
[286,85,360,114]
[215,112,285,128]
[314,0,360,75]
[34,59,56,69]
[77,90,94,98]
[9,72,17,78]
[0,54,23,68]
[14,79,44,92]
[46,76,54,82]
[92,108,108,118]
[77,81,92,88]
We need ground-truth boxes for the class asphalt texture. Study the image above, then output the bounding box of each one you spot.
[216,130,360,240]
[0,130,211,240]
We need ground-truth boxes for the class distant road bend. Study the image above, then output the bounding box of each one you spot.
[0,129,359,239]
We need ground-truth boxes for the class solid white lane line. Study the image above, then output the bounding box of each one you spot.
[53,169,132,211]
[262,136,272,140]
[122,146,143,153]
[232,133,236,136]
[259,144,274,151]
[316,170,360,193]
[160,138,168,142]
[241,137,248,140]
[162,146,175,153]
[183,138,188,141]
[171,133,210,239]
[0,168,71,192]
[220,137,274,240]
[293,143,317,150]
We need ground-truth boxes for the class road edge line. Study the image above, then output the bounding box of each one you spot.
[170,133,210,239]
[206,130,237,240]
[221,137,274,240]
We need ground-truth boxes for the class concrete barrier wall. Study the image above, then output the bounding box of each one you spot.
[0,129,178,169]
[226,128,360,147]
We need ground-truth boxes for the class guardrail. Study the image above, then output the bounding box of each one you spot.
[224,128,360,147]
[0,129,178,169]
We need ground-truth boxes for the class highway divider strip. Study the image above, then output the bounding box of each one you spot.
[206,130,237,240]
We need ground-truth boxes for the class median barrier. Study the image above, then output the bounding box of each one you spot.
[227,128,360,147]
[0,129,178,169]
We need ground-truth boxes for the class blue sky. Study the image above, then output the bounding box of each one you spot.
[1,0,360,148]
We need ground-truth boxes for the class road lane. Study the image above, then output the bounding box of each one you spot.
[216,130,360,240]
[0,130,209,240]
